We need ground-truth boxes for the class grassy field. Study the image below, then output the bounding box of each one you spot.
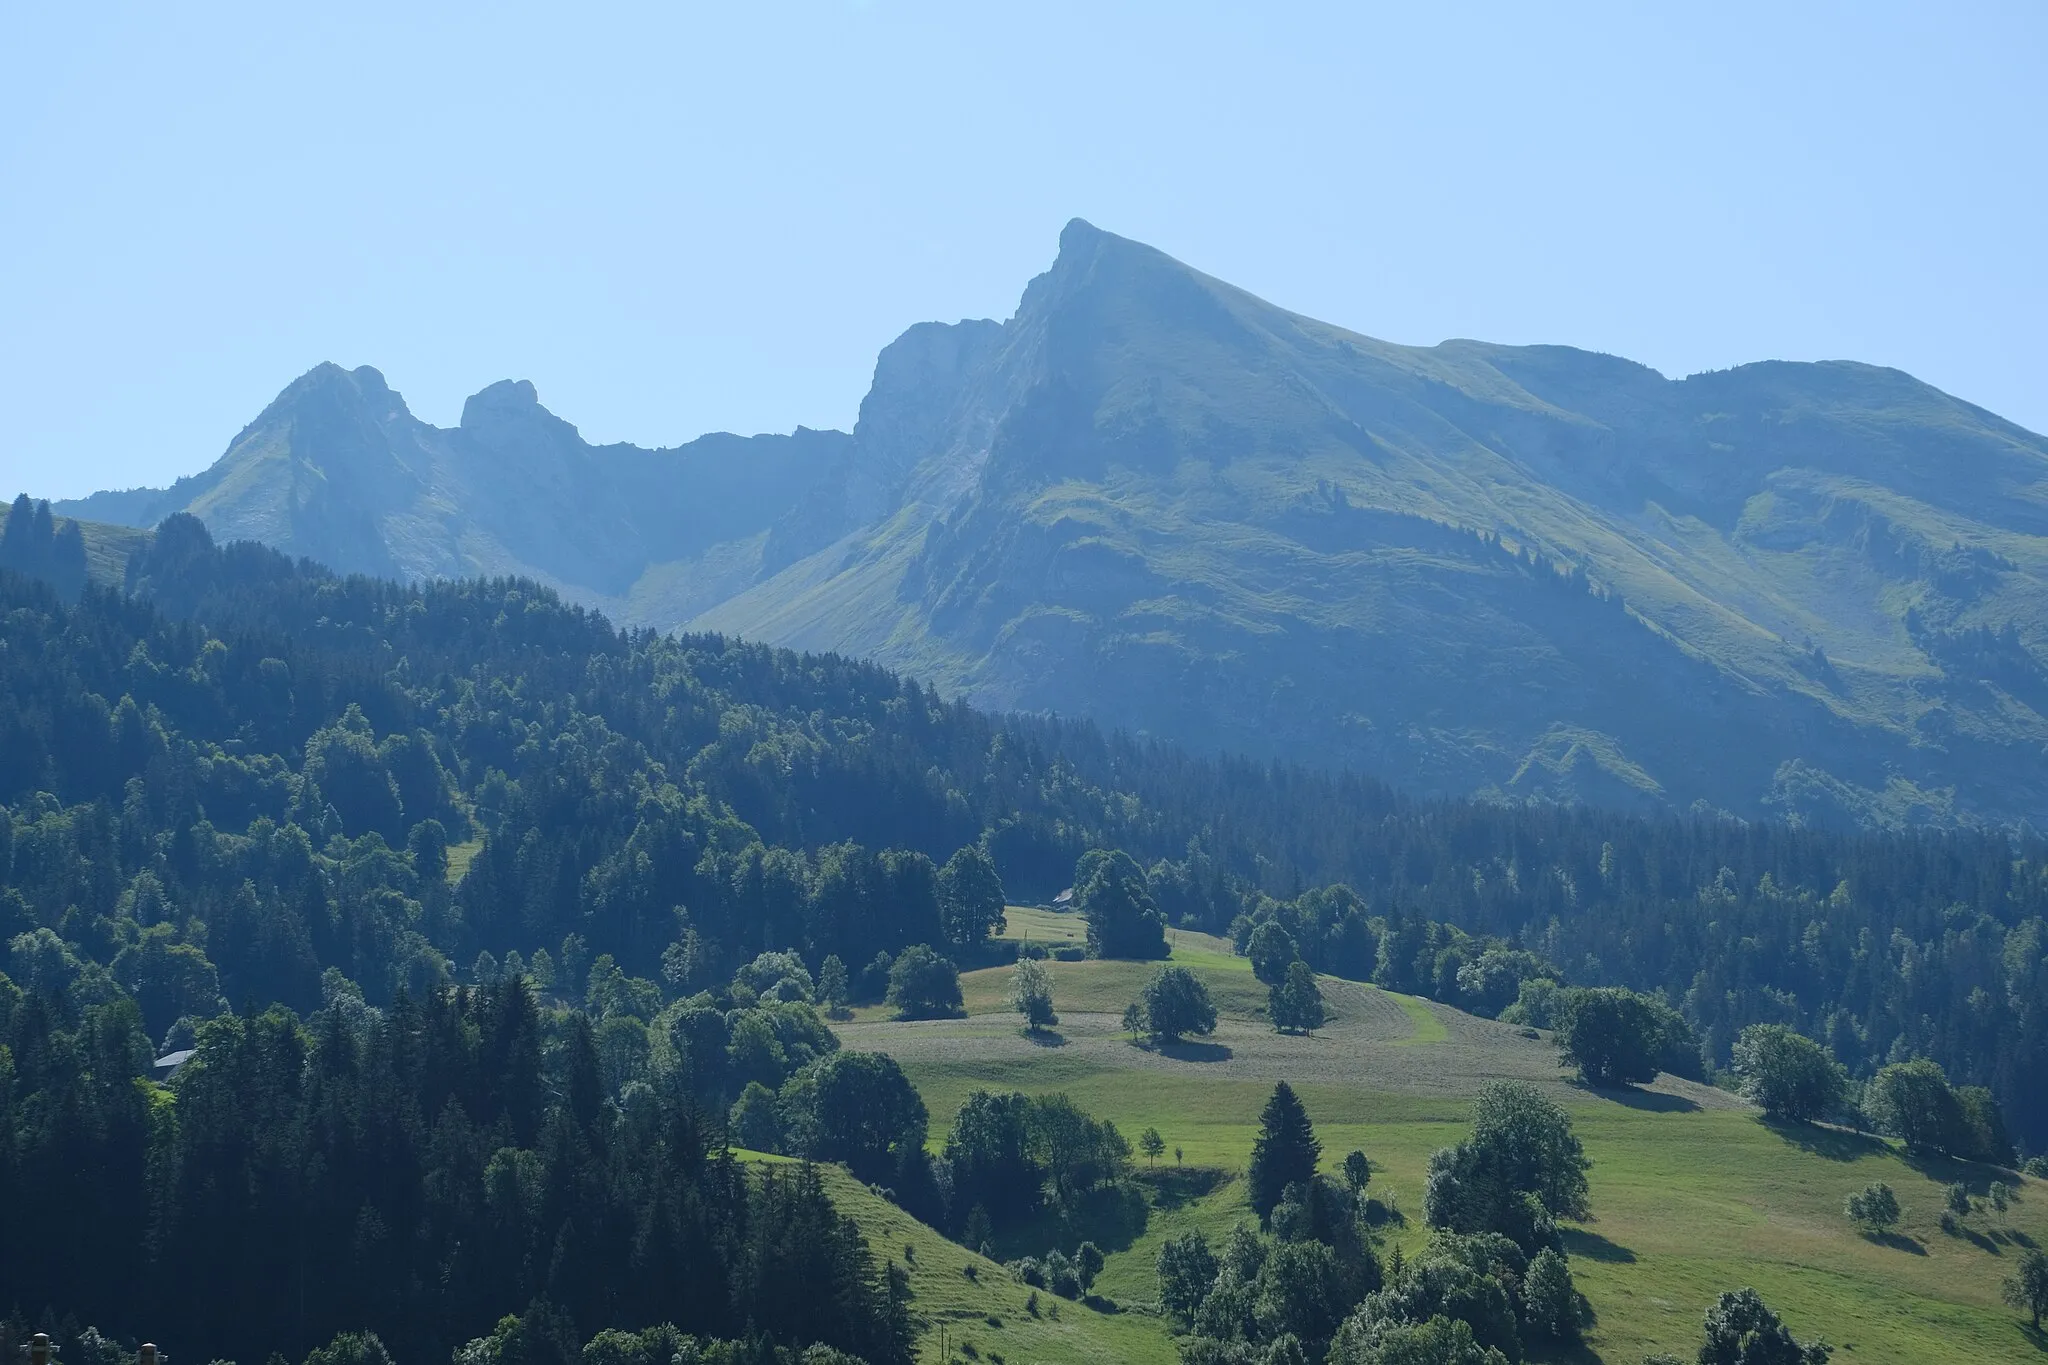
[821,928,2048,1364]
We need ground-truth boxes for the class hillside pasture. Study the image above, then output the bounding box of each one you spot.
[827,937,2048,1363]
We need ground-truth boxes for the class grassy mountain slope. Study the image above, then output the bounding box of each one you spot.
[832,912,2048,1363]
[695,221,2048,826]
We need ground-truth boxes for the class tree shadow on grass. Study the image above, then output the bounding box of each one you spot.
[1761,1116,1887,1162]
[1560,1228,1637,1264]
[1023,1028,1067,1048]
[1151,1038,1233,1063]
[992,1181,1151,1261]
[1138,1166,1227,1211]
[1582,1084,1697,1113]
[1960,1226,2005,1255]
[1861,1230,1927,1256]
[2017,1322,2047,1354]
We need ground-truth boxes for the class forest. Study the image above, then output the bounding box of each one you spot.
[2,502,2047,1362]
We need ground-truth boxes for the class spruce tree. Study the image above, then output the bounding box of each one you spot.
[1249,1080,1321,1222]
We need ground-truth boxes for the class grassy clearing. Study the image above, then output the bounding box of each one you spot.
[444,836,485,886]
[825,951,2048,1364]
[998,905,1086,949]
[737,1151,1178,1365]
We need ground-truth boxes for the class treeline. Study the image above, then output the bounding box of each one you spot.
[0,509,2046,1153]
[0,971,912,1365]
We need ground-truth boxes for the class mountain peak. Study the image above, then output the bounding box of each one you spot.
[1058,217,1105,252]
[461,379,543,428]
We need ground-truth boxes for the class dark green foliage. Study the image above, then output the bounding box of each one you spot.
[1696,1288,1831,1364]
[945,1090,1040,1227]
[1843,1182,1900,1232]
[1235,886,1377,983]
[730,1081,785,1152]
[938,844,1007,949]
[1554,987,1666,1087]
[941,1088,1128,1233]
[2,530,2048,1154]
[1179,1183,1382,1362]
[1343,1151,1371,1193]
[1249,1082,1322,1223]
[302,1332,394,1365]
[1139,965,1217,1043]
[0,499,88,600]
[1864,1058,2011,1162]
[778,1050,928,1188]
[1327,1313,1506,1365]
[1424,1082,1589,1254]
[1732,1025,1846,1123]
[1520,1249,1579,1344]
[2004,1247,2048,1330]
[1270,961,1325,1034]
[1343,1239,1522,1363]
[1074,1241,1104,1290]
[1157,1230,1221,1325]
[817,955,849,1014]
[885,944,961,1019]
[1006,956,1057,1032]
[0,980,911,1365]
[1247,920,1299,986]
[1025,1093,1133,1202]
[1078,850,1168,959]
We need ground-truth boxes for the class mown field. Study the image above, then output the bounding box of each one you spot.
[827,908,2048,1364]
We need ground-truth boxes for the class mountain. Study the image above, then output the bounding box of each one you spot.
[58,367,853,628]
[58,221,2048,826]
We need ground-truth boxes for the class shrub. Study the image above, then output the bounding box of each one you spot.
[1522,1247,1580,1342]
[1731,1024,1846,1123]
[1554,987,1663,1087]
[2004,1247,2048,1330]
[1270,960,1326,1034]
[1157,1229,1220,1325]
[1044,1249,1081,1299]
[1077,850,1168,959]
[1843,1182,1899,1233]
[1007,956,1057,1032]
[1246,919,1299,986]
[1140,965,1218,1043]
[1075,1241,1105,1290]
[1696,1288,1831,1365]
[887,944,962,1019]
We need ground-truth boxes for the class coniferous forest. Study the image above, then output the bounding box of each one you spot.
[4,505,2048,1363]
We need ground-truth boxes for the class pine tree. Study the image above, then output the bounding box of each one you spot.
[1248,1081,1321,1222]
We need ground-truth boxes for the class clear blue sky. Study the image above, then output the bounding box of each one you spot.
[4,1,2043,500]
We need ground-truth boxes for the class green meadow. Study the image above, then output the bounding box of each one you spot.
[823,907,2048,1364]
